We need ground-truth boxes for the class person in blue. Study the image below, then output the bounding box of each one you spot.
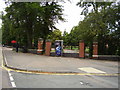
[56,44,61,56]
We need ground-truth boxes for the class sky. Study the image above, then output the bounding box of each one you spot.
[55,0,85,33]
[0,0,6,28]
[0,0,84,33]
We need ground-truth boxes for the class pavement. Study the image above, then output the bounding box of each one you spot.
[0,45,2,89]
[1,46,119,88]
[2,47,119,75]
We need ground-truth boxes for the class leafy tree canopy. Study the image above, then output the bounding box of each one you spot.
[2,2,64,50]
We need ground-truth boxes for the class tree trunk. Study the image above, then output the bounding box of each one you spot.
[27,34,32,48]
[98,34,106,55]
[42,38,46,54]
[26,20,33,49]
[89,41,93,58]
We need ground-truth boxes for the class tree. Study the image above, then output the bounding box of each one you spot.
[76,1,120,56]
[2,2,64,53]
[62,30,69,46]
[77,1,112,15]
[47,29,62,43]
[3,2,39,47]
[39,2,64,52]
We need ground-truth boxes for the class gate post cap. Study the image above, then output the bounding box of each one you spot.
[46,39,51,42]
[93,42,98,44]
[80,40,84,42]
[38,38,43,41]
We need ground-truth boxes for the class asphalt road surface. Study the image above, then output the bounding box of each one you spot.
[1,69,119,88]
[1,46,119,89]
[0,67,2,89]
[3,71,118,88]
[1,45,12,88]
[2,68,12,88]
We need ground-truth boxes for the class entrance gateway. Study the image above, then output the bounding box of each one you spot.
[37,39,99,59]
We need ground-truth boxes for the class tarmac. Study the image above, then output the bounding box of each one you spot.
[1,47,120,76]
[0,45,2,89]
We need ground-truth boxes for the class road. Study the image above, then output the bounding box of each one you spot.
[1,69,119,88]
[2,69,12,88]
[0,45,12,89]
[0,46,119,89]
[3,71,118,88]
[0,44,2,89]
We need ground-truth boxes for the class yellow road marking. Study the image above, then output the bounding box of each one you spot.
[2,65,120,76]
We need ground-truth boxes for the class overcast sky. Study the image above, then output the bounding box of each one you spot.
[56,0,85,33]
[0,0,84,33]
[0,0,6,28]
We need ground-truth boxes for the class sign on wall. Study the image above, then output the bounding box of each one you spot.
[55,40,63,56]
